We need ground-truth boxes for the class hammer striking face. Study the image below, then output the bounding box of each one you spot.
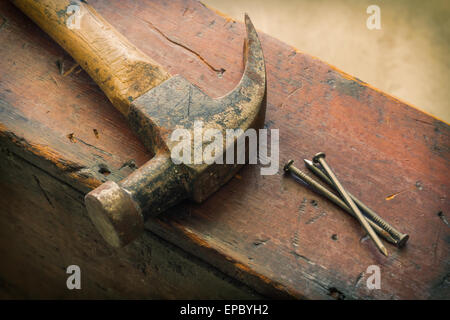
[12,0,266,247]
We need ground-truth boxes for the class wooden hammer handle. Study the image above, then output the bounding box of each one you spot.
[12,0,170,116]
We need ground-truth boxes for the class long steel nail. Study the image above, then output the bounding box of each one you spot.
[283,160,398,245]
[304,159,409,247]
[312,153,389,256]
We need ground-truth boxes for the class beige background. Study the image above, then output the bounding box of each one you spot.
[205,0,450,123]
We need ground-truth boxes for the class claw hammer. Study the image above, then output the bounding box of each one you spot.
[11,0,267,247]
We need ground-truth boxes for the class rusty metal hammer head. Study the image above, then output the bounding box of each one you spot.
[84,15,267,247]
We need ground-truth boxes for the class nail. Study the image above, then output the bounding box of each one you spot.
[312,153,388,256]
[283,160,398,245]
[304,159,409,247]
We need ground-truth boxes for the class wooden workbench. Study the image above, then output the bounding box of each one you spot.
[0,0,448,299]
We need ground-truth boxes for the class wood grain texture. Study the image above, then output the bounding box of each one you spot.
[0,144,260,299]
[11,0,170,116]
[0,0,449,299]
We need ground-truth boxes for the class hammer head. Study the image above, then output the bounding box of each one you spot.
[85,15,267,247]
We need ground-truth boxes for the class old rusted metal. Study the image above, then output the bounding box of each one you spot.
[283,160,398,245]
[303,159,409,247]
[86,15,266,248]
[12,0,266,247]
[312,152,389,256]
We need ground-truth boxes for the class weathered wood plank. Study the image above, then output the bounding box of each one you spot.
[0,0,448,299]
[0,142,261,299]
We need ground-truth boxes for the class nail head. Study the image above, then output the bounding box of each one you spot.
[283,159,294,172]
[313,152,326,164]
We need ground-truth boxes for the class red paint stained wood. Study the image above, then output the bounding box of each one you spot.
[0,0,449,299]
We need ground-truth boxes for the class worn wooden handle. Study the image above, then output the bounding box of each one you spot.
[12,0,171,115]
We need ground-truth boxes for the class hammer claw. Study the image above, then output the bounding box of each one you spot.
[88,14,267,247]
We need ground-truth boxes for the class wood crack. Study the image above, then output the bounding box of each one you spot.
[66,133,113,156]
[139,18,225,76]
[76,138,113,156]
[281,86,302,108]
[33,175,54,208]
